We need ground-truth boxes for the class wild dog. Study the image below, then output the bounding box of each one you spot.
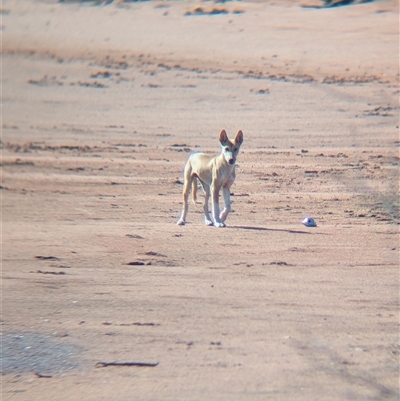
[177,129,244,227]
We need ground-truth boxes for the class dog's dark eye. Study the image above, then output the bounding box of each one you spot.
[225,147,229,151]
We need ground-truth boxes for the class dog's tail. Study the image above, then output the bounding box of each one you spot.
[191,176,198,204]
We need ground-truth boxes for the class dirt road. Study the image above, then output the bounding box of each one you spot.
[2,0,399,400]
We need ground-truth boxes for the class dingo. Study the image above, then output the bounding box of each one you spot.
[177,129,244,227]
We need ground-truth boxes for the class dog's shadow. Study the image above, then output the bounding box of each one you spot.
[229,225,313,234]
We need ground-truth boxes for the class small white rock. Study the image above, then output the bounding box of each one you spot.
[302,216,317,227]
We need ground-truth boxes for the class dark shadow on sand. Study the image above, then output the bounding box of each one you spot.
[229,225,313,234]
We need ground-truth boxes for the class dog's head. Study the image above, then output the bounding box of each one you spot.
[219,129,244,165]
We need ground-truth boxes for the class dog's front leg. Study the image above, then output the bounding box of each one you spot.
[219,186,232,223]
[211,183,225,228]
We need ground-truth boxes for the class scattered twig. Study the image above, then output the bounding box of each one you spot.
[101,322,160,326]
[32,270,66,275]
[34,372,52,378]
[35,256,60,261]
[145,251,167,257]
[125,234,144,239]
[96,361,159,368]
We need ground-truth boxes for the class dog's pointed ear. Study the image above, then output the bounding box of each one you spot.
[219,129,229,145]
[235,130,243,145]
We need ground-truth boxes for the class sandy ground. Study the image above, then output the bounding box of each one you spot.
[2,0,399,400]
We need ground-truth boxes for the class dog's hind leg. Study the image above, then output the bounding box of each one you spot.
[177,163,193,225]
